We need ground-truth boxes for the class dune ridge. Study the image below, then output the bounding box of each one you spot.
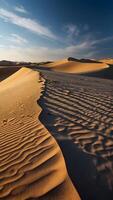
[43,58,109,73]
[99,59,113,65]
[0,68,80,199]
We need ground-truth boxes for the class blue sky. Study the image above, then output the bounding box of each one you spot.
[0,0,113,61]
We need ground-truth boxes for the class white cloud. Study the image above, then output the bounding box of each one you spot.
[14,5,27,14]
[0,40,95,62]
[0,8,57,39]
[91,35,113,45]
[8,34,28,45]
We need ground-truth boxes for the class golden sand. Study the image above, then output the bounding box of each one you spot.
[44,58,109,73]
[0,68,80,199]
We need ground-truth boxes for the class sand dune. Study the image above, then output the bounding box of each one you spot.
[43,58,109,73]
[0,68,80,199]
[0,62,113,199]
[99,58,113,65]
[39,70,113,200]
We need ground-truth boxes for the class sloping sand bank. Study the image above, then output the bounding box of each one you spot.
[0,68,80,199]
[43,58,109,73]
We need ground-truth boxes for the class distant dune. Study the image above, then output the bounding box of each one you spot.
[99,58,113,65]
[0,68,80,199]
[43,57,109,73]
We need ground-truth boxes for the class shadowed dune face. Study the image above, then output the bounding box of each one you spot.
[43,58,109,73]
[0,68,80,200]
[39,70,113,200]
[0,67,21,82]
[81,64,113,80]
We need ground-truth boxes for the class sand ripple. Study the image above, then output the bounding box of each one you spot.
[0,68,80,199]
[39,70,113,199]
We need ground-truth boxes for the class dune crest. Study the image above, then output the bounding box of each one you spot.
[43,58,109,73]
[99,58,113,64]
[0,68,80,199]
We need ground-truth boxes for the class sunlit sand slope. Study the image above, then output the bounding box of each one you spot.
[44,58,108,73]
[99,59,113,64]
[0,68,80,200]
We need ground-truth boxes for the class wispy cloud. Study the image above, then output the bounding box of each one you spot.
[64,22,113,49]
[64,24,90,45]
[91,35,113,45]
[0,8,57,39]
[8,34,28,45]
[0,40,95,62]
[14,5,27,14]
[65,24,80,37]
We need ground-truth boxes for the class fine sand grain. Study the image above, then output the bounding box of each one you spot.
[0,68,80,200]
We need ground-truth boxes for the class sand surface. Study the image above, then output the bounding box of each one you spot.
[39,70,113,200]
[43,58,109,73]
[0,61,113,200]
[99,59,113,64]
[0,68,80,199]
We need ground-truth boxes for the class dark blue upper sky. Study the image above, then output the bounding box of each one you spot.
[0,0,113,61]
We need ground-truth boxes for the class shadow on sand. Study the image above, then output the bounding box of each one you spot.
[38,71,113,200]
[81,64,113,80]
